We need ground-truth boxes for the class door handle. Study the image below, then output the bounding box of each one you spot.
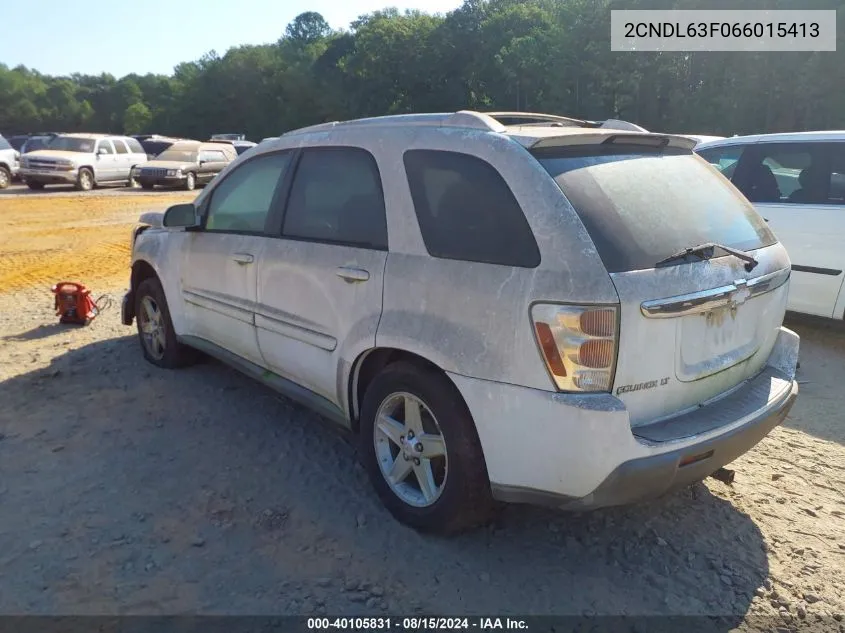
[232,253,254,265]
[763,217,769,222]
[335,266,370,283]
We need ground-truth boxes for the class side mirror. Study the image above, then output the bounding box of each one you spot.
[97,147,109,156]
[163,203,198,228]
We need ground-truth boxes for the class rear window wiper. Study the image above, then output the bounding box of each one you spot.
[655,242,759,272]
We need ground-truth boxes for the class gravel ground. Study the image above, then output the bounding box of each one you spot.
[0,192,844,629]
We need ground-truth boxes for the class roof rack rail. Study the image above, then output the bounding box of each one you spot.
[278,110,647,137]
[600,119,649,132]
[483,111,597,128]
[282,111,506,137]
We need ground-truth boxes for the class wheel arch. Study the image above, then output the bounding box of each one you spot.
[348,347,466,433]
[78,165,96,183]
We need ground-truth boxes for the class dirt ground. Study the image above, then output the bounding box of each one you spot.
[0,190,844,629]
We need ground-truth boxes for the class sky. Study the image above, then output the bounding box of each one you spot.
[0,0,463,78]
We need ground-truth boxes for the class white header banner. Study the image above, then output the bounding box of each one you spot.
[611,10,837,52]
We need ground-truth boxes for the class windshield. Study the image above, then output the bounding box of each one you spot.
[156,149,197,162]
[534,145,777,273]
[48,137,96,153]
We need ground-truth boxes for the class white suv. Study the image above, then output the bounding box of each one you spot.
[19,133,147,191]
[696,132,845,320]
[122,111,800,533]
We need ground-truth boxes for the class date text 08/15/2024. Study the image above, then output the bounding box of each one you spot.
[307,617,528,630]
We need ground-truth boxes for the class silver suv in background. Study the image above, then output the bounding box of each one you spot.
[20,133,148,191]
[0,134,20,189]
[122,111,799,533]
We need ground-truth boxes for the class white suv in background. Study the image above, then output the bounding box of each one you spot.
[19,133,148,191]
[0,134,20,189]
[697,132,845,320]
[122,111,799,533]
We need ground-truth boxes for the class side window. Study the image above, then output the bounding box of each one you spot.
[696,145,745,179]
[0,136,11,151]
[97,140,114,154]
[403,150,540,268]
[200,150,227,163]
[113,139,129,154]
[827,143,845,204]
[126,138,144,154]
[282,147,388,250]
[205,152,291,233]
[736,143,821,204]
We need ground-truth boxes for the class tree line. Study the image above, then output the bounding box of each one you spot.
[1,0,843,141]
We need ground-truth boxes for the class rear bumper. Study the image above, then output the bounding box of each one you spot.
[543,377,796,509]
[450,326,800,509]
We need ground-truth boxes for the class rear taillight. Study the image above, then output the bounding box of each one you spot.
[531,304,619,392]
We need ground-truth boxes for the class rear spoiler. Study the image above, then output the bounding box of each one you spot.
[531,132,697,152]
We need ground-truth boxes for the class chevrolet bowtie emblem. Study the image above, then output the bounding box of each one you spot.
[728,280,751,316]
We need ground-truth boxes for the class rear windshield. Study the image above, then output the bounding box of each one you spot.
[534,145,777,273]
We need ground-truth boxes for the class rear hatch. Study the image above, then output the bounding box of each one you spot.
[532,135,790,427]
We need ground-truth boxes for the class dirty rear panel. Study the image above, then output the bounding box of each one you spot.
[534,142,789,425]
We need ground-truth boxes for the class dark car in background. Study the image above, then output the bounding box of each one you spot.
[133,140,237,191]
[8,135,30,152]
[138,136,190,161]
[21,134,59,155]
[210,133,246,141]
[205,138,257,155]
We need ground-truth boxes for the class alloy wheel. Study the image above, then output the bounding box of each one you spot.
[373,392,448,507]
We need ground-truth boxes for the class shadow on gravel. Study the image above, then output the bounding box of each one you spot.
[0,335,768,624]
[782,314,845,446]
[2,323,75,342]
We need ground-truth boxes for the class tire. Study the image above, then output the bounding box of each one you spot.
[183,172,196,191]
[134,277,198,369]
[75,167,94,191]
[359,361,495,534]
[140,181,155,190]
[0,166,10,189]
[27,180,45,190]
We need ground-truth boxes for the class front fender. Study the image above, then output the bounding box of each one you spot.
[130,229,187,335]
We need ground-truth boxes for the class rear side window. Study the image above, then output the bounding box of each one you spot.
[734,142,845,205]
[125,138,144,154]
[403,150,540,268]
[282,147,388,250]
[534,145,776,273]
[113,139,129,154]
